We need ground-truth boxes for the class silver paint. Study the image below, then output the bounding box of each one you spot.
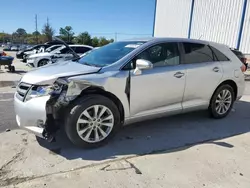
[14,37,245,137]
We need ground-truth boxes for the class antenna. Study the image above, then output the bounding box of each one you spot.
[35,14,38,44]
[198,35,203,40]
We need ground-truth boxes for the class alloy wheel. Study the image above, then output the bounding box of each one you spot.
[76,105,114,143]
[215,89,232,115]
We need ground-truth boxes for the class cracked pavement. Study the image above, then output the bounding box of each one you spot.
[0,80,250,187]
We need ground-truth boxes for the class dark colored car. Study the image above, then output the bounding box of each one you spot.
[16,44,50,59]
[230,48,248,72]
[16,41,75,60]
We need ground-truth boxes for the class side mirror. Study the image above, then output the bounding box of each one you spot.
[133,59,153,75]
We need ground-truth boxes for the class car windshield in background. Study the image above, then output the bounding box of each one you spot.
[78,41,145,67]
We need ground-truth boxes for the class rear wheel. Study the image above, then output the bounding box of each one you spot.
[209,85,235,119]
[65,95,121,148]
[38,59,48,67]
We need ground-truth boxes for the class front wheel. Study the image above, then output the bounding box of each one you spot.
[209,85,235,119]
[65,95,121,148]
[38,59,48,67]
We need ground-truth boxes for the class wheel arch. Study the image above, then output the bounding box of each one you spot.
[37,58,50,67]
[75,86,125,123]
[211,80,238,102]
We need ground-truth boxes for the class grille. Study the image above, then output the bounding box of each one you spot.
[16,82,32,101]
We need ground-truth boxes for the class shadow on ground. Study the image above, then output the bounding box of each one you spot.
[36,99,250,161]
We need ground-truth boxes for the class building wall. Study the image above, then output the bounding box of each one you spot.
[190,0,244,49]
[154,0,250,53]
[154,0,191,38]
[240,0,250,54]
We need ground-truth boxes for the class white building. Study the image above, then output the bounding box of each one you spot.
[153,0,250,53]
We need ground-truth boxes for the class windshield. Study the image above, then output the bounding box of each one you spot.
[51,45,66,53]
[45,45,61,52]
[78,41,145,67]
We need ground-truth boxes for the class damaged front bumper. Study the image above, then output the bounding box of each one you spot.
[14,92,50,138]
[14,80,80,142]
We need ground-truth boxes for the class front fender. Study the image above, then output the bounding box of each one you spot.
[66,71,130,118]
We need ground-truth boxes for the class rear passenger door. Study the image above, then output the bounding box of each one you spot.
[181,42,223,110]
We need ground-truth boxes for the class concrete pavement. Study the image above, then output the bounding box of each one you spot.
[0,92,250,187]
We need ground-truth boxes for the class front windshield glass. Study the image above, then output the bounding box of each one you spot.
[78,41,145,67]
[51,45,66,53]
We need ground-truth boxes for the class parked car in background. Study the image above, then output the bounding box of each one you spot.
[14,38,245,148]
[16,44,54,61]
[45,44,63,53]
[230,48,248,71]
[26,44,93,67]
[11,45,19,51]
[3,45,12,51]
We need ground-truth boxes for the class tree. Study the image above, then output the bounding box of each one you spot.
[15,28,27,43]
[0,33,11,43]
[91,37,99,47]
[59,26,74,42]
[98,37,110,46]
[42,22,55,42]
[109,39,114,43]
[76,32,91,45]
[32,31,41,36]
[16,28,27,37]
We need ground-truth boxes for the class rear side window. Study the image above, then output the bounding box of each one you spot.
[210,46,230,61]
[183,43,214,64]
[74,47,92,54]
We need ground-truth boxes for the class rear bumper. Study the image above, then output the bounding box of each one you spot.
[14,92,50,138]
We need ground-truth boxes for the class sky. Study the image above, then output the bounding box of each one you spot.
[1,0,156,40]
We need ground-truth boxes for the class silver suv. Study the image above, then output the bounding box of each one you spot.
[14,38,245,148]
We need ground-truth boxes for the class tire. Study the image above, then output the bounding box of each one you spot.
[209,84,235,119]
[38,59,48,67]
[11,66,15,73]
[65,95,121,148]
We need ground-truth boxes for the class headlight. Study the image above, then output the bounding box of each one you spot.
[25,85,53,101]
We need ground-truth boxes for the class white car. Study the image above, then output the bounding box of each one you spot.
[45,45,62,53]
[27,45,93,68]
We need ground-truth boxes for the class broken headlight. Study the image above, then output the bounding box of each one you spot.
[25,85,53,101]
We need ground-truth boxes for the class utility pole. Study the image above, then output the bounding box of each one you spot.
[115,32,117,42]
[35,14,38,44]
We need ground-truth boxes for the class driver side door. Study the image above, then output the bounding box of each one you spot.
[129,42,186,117]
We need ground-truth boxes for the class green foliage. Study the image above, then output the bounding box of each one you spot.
[1,25,114,46]
[76,32,92,45]
[42,22,55,42]
[59,26,74,42]
[91,37,99,47]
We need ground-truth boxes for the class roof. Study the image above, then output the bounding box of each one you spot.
[68,44,93,48]
[120,37,212,45]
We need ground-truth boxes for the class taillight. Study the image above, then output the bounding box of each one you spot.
[241,64,247,72]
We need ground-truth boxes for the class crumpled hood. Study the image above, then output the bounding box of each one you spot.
[29,52,51,58]
[21,60,101,85]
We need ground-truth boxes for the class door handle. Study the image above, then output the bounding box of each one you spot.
[213,67,220,72]
[174,72,185,78]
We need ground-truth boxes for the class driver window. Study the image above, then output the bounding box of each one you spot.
[137,43,180,67]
